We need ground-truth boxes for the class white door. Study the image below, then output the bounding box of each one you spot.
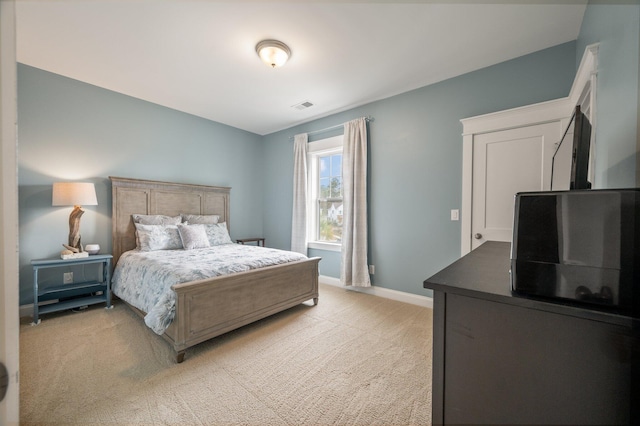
[471,122,561,250]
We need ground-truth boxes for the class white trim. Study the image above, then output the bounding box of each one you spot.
[19,300,58,319]
[19,305,31,319]
[460,44,599,256]
[308,241,341,252]
[308,135,343,153]
[1,0,20,422]
[460,133,473,255]
[572,44,599,112]
[319,275,433,309]
[21,279,436,317]
[461,97,571,136]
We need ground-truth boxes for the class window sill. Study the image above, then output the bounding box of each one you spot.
[308,241,341,252]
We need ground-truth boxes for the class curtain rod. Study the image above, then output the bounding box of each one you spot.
[289,116,374,141]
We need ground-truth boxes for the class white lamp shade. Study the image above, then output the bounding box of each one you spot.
[52,182,98,206]
[256,40,291,68]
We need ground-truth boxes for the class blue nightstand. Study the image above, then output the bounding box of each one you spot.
[31,254,113,325]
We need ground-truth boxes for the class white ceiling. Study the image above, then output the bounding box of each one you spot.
[16,1,587,135]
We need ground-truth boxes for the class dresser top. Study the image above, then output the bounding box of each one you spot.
[424,241,512,297]
[423,241,637,327]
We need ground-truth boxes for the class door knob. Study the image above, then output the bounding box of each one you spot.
[474,233,483,240]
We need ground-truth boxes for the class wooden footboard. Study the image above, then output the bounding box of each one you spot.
[162,256,320,362]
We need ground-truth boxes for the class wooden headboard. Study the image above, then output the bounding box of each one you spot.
[110,177,231,265]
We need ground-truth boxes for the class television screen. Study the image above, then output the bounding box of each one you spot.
[551,105,592,191]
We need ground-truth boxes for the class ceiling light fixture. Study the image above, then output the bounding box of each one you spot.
[256,39,291,68]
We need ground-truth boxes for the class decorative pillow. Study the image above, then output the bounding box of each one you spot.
[177,224,211,250]
[203,222,233,246]
[181,214,220,224]
[135,223,183,251]
[132,214,181,225]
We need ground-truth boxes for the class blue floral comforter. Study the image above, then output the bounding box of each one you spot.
[111,244,308,334]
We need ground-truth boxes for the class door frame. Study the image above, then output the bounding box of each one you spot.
[1,0,20,424]
[459,44,599,255]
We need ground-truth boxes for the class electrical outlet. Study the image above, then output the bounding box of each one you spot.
[63,272,73,284]
[369,265,375,275]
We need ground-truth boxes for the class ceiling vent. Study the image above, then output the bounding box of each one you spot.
[292,101,314,111]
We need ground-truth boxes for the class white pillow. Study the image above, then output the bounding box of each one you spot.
[177,224,211,250]
[134,223,183,251]
[181,214,220,224]
[132,214,181,225]
[203,222,233,246]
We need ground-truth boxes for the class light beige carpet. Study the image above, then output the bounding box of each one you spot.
[20,283,433,425]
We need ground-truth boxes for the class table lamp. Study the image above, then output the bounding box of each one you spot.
[52,182,98,255]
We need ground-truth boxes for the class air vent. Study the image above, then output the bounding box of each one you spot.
[292,101,314,111]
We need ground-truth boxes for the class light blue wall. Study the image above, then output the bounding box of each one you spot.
[577,2,640,188]
[20,5,638,305]
[18,64,264,304]
[262,42,577,296]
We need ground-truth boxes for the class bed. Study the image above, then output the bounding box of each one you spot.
[110,177,320,363]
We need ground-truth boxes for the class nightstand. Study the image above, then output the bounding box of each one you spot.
[236,238,265,247]
[31,254,113,325]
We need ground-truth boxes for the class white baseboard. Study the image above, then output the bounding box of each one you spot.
[319,275,433,309]
[19,304,31,318]
[19,300,57,319]
[20,277,434,318]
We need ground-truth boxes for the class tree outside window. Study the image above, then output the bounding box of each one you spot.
[317,153,342,242]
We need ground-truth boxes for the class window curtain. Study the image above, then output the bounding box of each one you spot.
[341,117,371,287]
[291,133,308,255]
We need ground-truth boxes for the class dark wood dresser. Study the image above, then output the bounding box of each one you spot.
[424,241,639,425]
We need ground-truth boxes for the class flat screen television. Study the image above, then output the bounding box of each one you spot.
[550,105,592,191]
[511,189,639,318]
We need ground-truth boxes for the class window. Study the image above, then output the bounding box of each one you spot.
[308,135,343,251]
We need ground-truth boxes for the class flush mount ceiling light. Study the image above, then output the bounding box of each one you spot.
[256,39,291,68]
